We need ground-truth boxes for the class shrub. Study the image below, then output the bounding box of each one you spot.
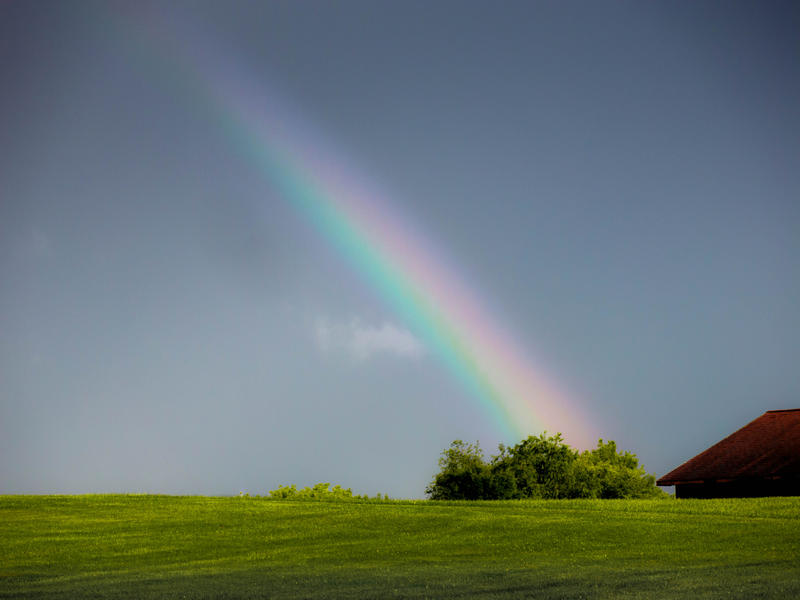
[492,433,578,499]
[267,483,383,501]
[574,440,665,499]
[425,440,493,500]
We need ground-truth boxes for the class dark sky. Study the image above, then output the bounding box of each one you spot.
[2,1,798,497]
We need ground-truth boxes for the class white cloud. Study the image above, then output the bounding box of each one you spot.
[31,229,51,256]
[13,228,52,260]
[315,317,425,361]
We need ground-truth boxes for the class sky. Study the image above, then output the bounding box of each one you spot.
[1,0,798,498]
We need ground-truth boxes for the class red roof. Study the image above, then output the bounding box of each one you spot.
[658,409,800,485]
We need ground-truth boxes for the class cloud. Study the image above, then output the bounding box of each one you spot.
[12,228,52,260]
[30,229,51,257]
[315,317,425,361]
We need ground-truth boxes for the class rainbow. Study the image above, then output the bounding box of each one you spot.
[120,9,595,447]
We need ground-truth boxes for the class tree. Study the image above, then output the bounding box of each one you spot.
[427,434,666,500]
[574,440,664,499]
[491,433,578,499]
[425,440,493,500]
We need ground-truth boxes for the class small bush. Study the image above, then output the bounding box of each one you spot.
[267,483,384,501]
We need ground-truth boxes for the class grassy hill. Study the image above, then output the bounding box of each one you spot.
[1,495,798,598]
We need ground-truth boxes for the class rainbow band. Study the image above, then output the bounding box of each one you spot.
[121,9,595,447]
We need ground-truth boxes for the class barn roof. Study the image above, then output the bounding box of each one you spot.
[657,409,800,486]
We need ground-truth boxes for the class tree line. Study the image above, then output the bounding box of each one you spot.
[426,433,666,500]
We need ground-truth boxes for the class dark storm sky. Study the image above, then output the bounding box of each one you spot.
[1,1,798,496]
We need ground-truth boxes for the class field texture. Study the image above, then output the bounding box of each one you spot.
[1,495,799,599]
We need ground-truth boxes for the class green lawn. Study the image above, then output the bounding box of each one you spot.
[1,495,798,599]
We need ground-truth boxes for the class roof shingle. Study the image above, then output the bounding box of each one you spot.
[657,409,800,486]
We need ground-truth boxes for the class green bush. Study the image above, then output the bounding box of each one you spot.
[493,433,578,499]
[267,483,385,501]
[424,440,493,500]
[575,440,664,499]
[427,434,667,500]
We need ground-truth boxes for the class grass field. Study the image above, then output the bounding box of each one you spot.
[1,495,799,599]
